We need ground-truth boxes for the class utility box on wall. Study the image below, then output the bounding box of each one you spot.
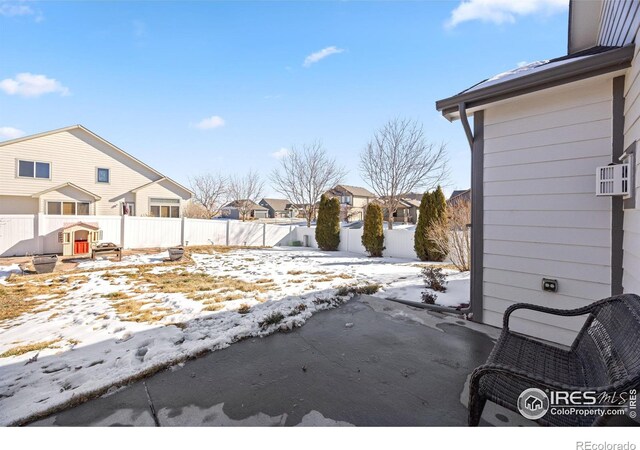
[596,164,630,196]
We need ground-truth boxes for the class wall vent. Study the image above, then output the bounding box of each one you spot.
[596,164,629,196]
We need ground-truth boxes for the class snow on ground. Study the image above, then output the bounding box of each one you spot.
[0,247,468,425]
[0,264,21,284]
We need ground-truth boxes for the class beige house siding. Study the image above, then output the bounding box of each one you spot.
[134,179,191,217]
[623,33,640,295]
[0,196,38,214]
[482,78,614,345]
[0,128,191,216]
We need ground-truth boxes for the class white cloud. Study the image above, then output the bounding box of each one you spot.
[303,46,345,68]
[0,73,69,97]
[0,1,44,21]
[446,0,568,28]
[271,147,289,159]
[0,126,25,139]
[192,115,226,130]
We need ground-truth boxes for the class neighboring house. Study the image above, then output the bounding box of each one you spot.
[381,197,421,224]
[221,200,269,220]
[325,185,377,222]
[259,198,297,218]
[435,0,640,345]
[0,125,192,217]
[448,189,471,206]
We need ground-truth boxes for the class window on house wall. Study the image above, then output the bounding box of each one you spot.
[97,168,110,183]
[77,202,90,215]
[47,201,91,215]
[122,202,135,216]
[340,195,351,205]
[18,160,50,179]
[149,198,180,218]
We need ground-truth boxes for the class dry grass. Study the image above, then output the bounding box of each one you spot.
[0,282,63,322]
[287,270,304,275]
[103,291,129,300]
[0,339,61,358]
[238,303,251,314]
[111,298,172,323]
[185,245,266,255]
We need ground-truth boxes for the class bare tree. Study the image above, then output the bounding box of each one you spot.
[182,201,211,219]
[270,141,346,227]
[360,118,449,229]
[428,198,471,271]
[189,173,228,219]
[228,170,265,221]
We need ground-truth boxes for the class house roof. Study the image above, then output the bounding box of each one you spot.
[0,125,193,197]
[31,182,102,200]
[399,198,421,208]
[331,184,377,198]
[131,177,167,193]
[435,45,634,120]
[260,198,294,211]
[62,221,100,231]
[448,189,471,204]
[223,199,268,210]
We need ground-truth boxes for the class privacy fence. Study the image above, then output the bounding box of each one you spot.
[0,214,418,260]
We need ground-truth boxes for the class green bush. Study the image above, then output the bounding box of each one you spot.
[414,191,431,261]
[361,203,384,257]
[428,186,448,262]
[414,185,448,261]
[315,194,341,251]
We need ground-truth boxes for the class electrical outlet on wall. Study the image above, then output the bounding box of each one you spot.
[542,278,558,293]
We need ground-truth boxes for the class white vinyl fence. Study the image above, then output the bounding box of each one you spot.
[0,214,417,260]
[293,225,417,259]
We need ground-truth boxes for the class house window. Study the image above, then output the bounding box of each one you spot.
[122,202,135,216]
[97,168,110,183]
[340,195,352,205]
[18,160,50,179]
[47,201,91,215]
[149,198,180,218]
[77,202,90,215]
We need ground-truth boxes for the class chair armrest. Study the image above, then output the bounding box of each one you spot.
[472,363,588,393]
[503,303,595,330]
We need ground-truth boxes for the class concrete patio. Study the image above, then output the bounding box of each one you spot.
[29,296,531,427]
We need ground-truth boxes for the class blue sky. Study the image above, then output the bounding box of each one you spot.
[0,0,569,197]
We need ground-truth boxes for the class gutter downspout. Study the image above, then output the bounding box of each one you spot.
[387,102,475,318]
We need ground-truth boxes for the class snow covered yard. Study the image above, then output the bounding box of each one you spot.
[0,246,468,426]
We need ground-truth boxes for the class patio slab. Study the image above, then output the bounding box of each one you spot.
[30,295,530,427]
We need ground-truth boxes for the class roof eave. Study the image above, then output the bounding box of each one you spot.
[435,45,634,120]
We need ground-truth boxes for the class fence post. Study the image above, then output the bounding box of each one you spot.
[226,220,230,246]
[262,223,266,247]
[36,213,44,254]
[181,217,186,246]
[120,215,127,249]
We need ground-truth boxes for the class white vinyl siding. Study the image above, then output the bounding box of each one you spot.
[623,30,640,295]
[482,78,614,345]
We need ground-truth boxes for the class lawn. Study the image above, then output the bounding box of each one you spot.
[0,246,468,426]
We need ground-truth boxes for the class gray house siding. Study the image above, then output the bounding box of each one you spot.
[482,77,614,346]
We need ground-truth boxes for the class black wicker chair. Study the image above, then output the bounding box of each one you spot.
[469,293,640,426]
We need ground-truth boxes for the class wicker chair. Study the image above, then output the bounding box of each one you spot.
[469,294,640,426]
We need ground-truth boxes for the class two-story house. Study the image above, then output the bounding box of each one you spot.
[0,125,192,217]
[325,184,377,222]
